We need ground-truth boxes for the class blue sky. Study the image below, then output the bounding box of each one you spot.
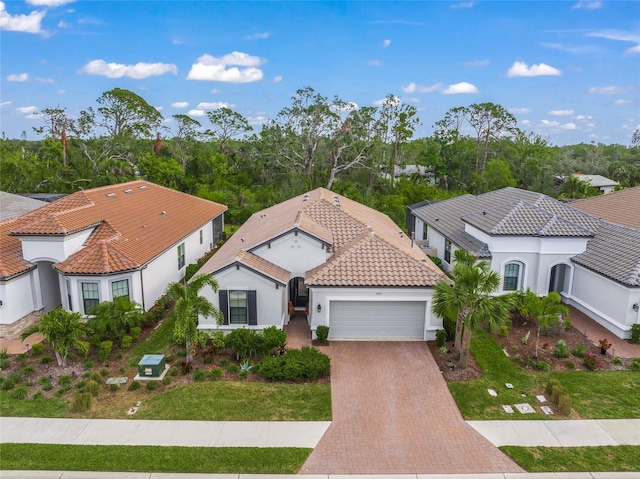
[1,0,639,146]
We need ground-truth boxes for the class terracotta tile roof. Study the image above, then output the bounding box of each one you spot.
[572,222,640,286]
[0,219,36,279]
[236,250,291,284]
[569,187,640,231]
[2,181,226,278]
[201,188,446,287]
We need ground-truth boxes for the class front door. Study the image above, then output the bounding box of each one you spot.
[289,277,308,308]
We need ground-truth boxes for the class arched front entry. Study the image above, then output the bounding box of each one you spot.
[288,277,308,309]
[37,261,62,312]
[549,263,571,295]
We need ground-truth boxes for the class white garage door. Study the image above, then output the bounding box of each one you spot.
[329,301,426,340]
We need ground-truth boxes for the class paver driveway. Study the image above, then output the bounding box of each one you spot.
[301,341,523,474]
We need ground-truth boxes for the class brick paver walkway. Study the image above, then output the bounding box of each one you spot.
[283,313,312,349]
[301,341,523,474]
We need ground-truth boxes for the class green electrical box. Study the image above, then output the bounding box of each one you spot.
[138,354,165,377]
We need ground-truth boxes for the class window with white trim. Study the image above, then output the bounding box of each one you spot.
[444,238,452,264]
[66,279,73,310]
[503,262,523,291]
[229,290,248,324]
[81,282,99,314]
[112,279,129,299]
[177,243,185,269]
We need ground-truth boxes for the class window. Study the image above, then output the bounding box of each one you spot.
[199,229,203,245]
[112,279,129,299]
[444,238,452,264]
[229,291,248,324]
[503,262,522,291]
[212,216,223,243]
[177,243,185,270]
[66,279,73,310]
[81,282,99,314]
[422,223,429,242]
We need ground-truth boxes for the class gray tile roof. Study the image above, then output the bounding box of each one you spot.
[572,222,640,287]
[0,192,46,221]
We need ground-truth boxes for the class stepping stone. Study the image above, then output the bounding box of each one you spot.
[488,388,498,397]
[127,407,139,415]
[541,406,553,415]
[536,394,547,403]
[505,383,514,389]
[502,405,515,414]
[106,377,128,384]
[514,403,535,414]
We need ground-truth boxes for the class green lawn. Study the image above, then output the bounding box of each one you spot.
[0,444,311,474]
[127,313,177,367]
[501,445,640,472]
[449,328,640,420]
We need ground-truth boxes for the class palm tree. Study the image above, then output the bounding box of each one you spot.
[87,296,144,342]
[164,273,223,364]
[433,249,513,368]
[20,307,89,367]
[518,290,569,358]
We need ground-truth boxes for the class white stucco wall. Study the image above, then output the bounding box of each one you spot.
[309,287,438,340]
[19,229,94,263]
[199,266,288,331]
[0,272,39,325]
[425,228,460,270]
[251,231,327,278]
[567,263,639,338]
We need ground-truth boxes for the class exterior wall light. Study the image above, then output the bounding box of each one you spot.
[633,303,640,312]
[317,304,322,313]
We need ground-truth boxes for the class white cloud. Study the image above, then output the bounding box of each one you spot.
[509,107,531,114]
[450,2,474,9]
[7,73,29,82]
[572,1,601,9]
[520,119,532,126]
[574,115,593,121]
[16,106,38,114]
[171,102,189,108]
[382,39,391,47]
[197,101,231,110]
[561,123,578,130]
[539,119,579,131]
[0,1,46,34]
[626,45,640,54]
[401,82,442,93]
[373,95,401,107]
[587,29,640,43]
[405,97,420,104]
[172,38,185,45]
[614,99,632,105]
[210,89,221,94]
[35,77,54,83]
[246,32,270,40]
[0,101,12,108]
[588,85,632,94]
[247,114,268,126]
[27,0,75,5]
[188,109,206,117]
[367,59,382,67]
[549,109,574,116]
[507,61,561,77]
[463,59,489,67]
[273,75,283,83]
[187,52,265,83]
[79,59,178,79]
[442,82,478,94]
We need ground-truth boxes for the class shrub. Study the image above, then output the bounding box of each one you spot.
[58,375,73,386]
[192,369,206,382]
[162,375,172,385]
[257,357,284,381]
[551,383,566,404]
[239,371,249,379]
[316,326,330,344]
[55,386,71,396]
[30,343,44,356]
[612,357,623,366]
[145,380,160,391]
[0,358,11,369]
[98,341,113,361]
[22,365,35,376]
[42,383,53,391]
[72,392,92,412]
[208,367,223,380]
[439,345,448,354]
[180,361,193,375]
[546,379,561,396]
[109,383,120,392]
[499,325,509,338]
[536,361,550,371]
[435,329,447,347]
[165,353,176,363]
[86,379,100,397]
[130,327,142,340]
[520,331,530,345]
[167,366,178,377]
[572,344,587,358]
[583,353,600,370]
[513,355,524,364]
[631,324,640,344]
[565,360,575,369]
[11,386,29,399]
[258,346,330,381]
[563,320,572,331]
[0,347,8,359]
[554,340,570,358]
[226,363,239,374]
[82,358,96,369]
[225,328,264,360]
[630,358,640,372]
[39,356,53,365]
[210,331,226,351]
[32,391,43,399]
[38,376,52,386]
[89,372,103,383]
[526,357,537,368]
[99,368,110,378]
[75,380,87,391]
[128,380,141,391]
[120,335,133,349]
[558,392,572,415]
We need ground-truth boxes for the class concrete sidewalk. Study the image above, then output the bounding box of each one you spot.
[468,419,640,447]
[0,418,330,448]
[1,472,640,478]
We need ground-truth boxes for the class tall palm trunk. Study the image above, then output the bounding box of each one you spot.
[459,323,473,368]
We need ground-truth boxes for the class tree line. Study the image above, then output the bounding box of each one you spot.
[2,86,639,226]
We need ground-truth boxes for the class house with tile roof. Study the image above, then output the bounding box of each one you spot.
[198,188,447,340]
[0,181,226,336]
[407,187,640,339]
[572,174,620,194]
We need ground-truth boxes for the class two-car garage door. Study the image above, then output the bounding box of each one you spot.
[329,301,426,340]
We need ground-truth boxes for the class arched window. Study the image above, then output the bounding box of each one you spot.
[503,262,523,291]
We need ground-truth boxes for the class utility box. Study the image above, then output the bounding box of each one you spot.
[138,354,165,377]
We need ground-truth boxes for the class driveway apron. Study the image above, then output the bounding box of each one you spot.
[301,341,523,474]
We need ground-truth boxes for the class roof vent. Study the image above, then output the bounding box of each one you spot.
[124,189,133,194]
[435,218,439,222]
[160,211,166,216]
[482,211,486,215]
[139,185,148,190]
[303,194,310,202]
[106,193,116,198]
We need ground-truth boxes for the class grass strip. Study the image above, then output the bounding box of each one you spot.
[0,393,68,418]
[501,445,640,472]
[127,314,177,367]
[449,328,640,420]
[0,444,311,474]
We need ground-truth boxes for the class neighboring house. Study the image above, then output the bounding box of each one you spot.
[198,188,447,340]
[0,181,226,337]
[407,187,640,339]
[0,192,46,221]
[573,174,620,194]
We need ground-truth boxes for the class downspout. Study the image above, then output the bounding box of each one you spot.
[139,265,148,310]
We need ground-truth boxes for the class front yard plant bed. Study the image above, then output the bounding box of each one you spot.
[0,444,311,474]
[433,328,640,420]
[501,445,640,472]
